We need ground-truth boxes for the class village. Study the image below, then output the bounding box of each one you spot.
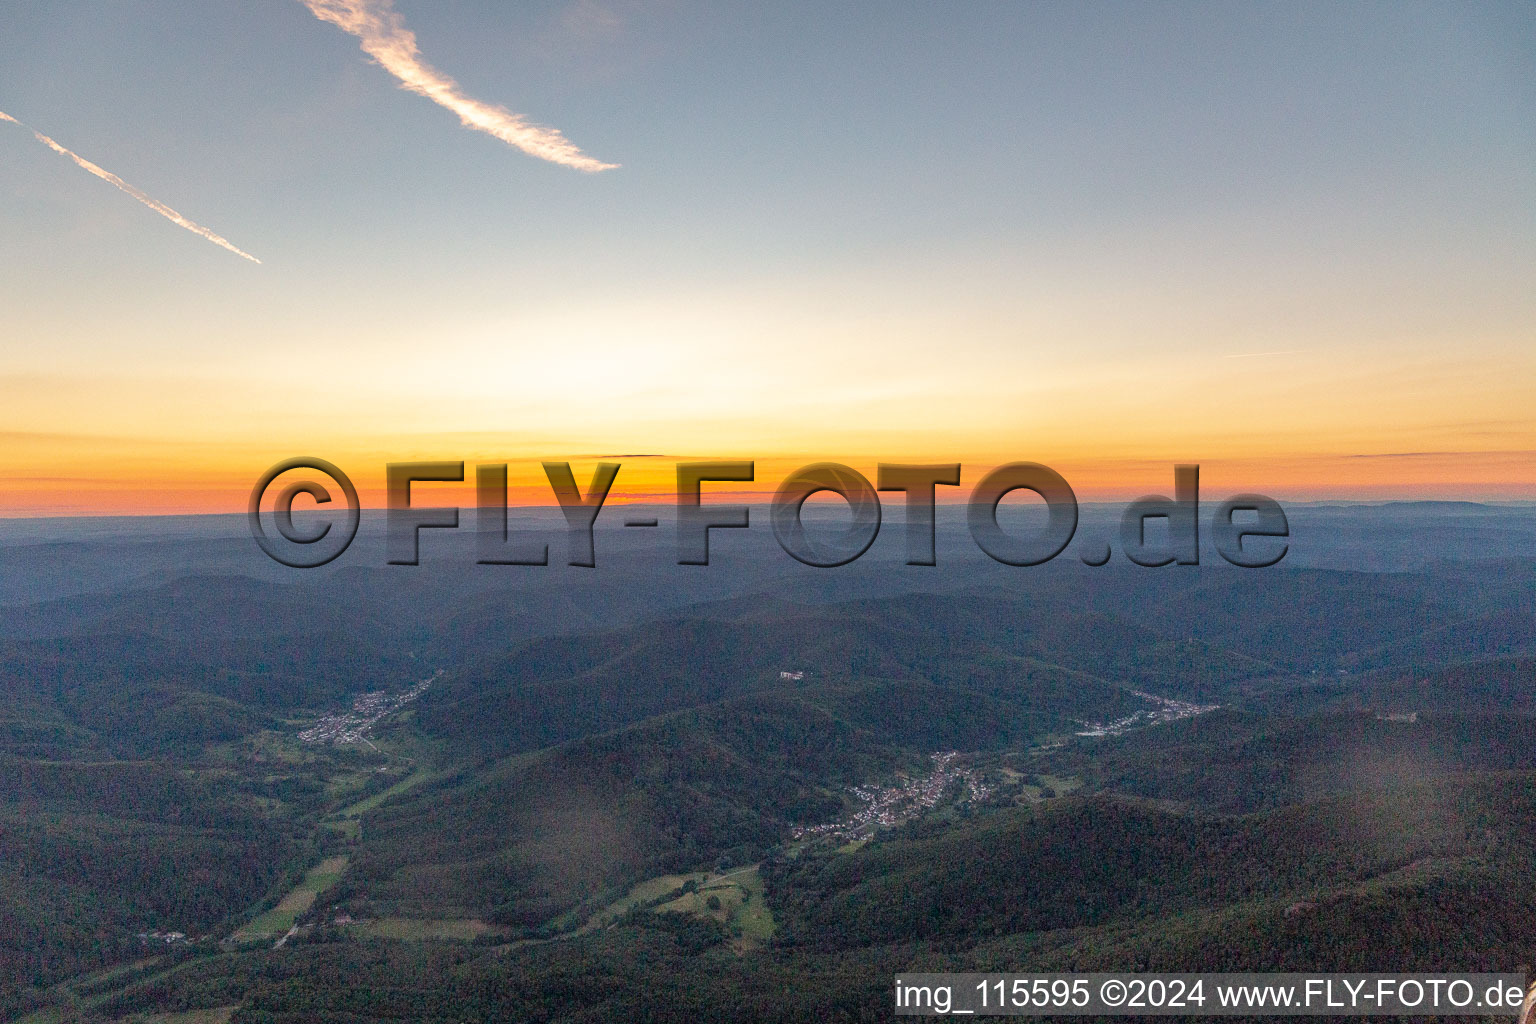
[297,673,438,747]
[1074,690,1220,737]
[792,751,993,843]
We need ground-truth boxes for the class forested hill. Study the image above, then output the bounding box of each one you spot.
[1,512,1533,1021]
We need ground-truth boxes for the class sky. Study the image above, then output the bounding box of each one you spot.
[1,0,1532,514]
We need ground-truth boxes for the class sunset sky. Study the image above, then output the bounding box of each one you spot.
[1,1,1532,514]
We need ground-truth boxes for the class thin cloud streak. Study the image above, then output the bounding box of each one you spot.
[0,110,261,263]
[298,0,618,172]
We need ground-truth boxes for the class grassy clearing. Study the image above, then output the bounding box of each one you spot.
[322,817,360,839]
[121,1007,238,1024]
[1036,773,1081,795]
[1011,772,1082,802]
[323,769,375,802]
[233,856,348,940]
[13,1010,69,1024]
[64,957,163,994]
[578,872,708,931]
[654,865,776,949]
[350,918,503,941]
[336,768,438,819]
[213,729,318,767]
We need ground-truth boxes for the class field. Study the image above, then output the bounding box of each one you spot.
[336,768,439,819]
[13,1009,233,1024]
[123,1009,238,1024]
[348,918,504,941]
[232,856,349,942]
[579,872,710,931]
[654,866,776,949]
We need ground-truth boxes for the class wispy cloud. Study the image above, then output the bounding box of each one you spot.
[1344,449,1536,460]
[0,110,261,263]
[298,0,618,172]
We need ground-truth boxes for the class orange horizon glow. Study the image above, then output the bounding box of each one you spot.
[3,449,1533,518]
[5,307,1531,518]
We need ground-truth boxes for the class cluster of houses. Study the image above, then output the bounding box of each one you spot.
[297,674,437,746]
[136,930,189,945]
[1074,690,1219,737]
[792,751,991,842]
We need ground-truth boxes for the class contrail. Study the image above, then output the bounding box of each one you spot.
[297,0,618,173]
[0,110,260,263]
